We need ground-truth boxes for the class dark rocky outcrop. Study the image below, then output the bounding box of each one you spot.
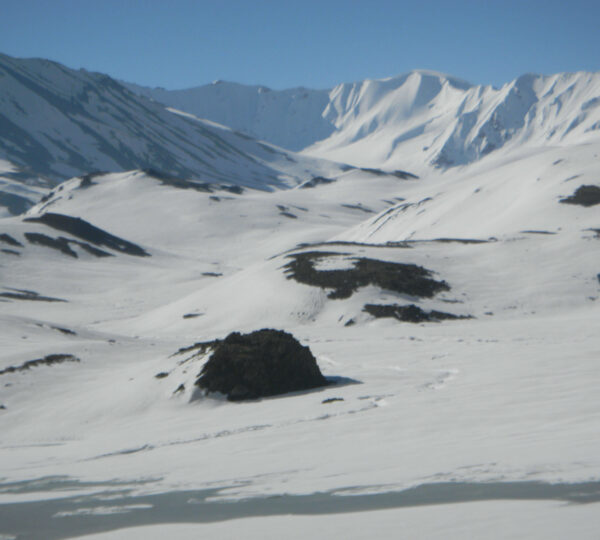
[341,203,375,214]
[391,170,419,179]
[358,167,419,179]
[78,171,106,189]
[221,185,244,195]
[34,324,76,335]
[142,168,213,192]
[195,329,328,401]
[322,397,344,404]
[25,232,78,257]
[0,233,23,247]
[24,232,113,258]
[284,251,449,299]
[1,248,20,256]
[299,176,336,189]
[363,303,472,323]
[0,354,80,376]
[560,185,600,207]
[421,237,493,244]
[24,213,149,256]
[0,288,66,302]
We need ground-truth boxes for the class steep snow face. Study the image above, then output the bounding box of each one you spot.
[127,70,600,174]
[307,71,600,172]
[0,53,342,188]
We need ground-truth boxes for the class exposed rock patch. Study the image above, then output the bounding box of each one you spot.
[78,171,106,189]
[24,213,149,256]
[322,397,344,404]
[299,176,335,189]
[221,185,244,195]
[0,354,80,376]
[358,167,419,179]
[0,233,23,247]
[24,232,112,258]
[284,251,449,299]
[363,303,472,323]
[25,232,77,257]
[0,288,66,302]
[35,323,76,335]
[143,168,213,192]
[560,185,600,207]
[341,203,375,214]
[195,329,329,401]
[415,237,493,244]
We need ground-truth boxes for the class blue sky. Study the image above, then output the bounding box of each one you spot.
[1,0,598,90]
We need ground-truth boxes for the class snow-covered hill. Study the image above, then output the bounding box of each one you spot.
[2,138,599,537]
[128,70,600,174]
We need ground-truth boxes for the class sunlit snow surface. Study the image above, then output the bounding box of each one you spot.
[1,142,599,538]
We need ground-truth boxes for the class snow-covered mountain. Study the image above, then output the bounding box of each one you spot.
[0,53,343,190]
[123,80,335,152]
[128,70,600,173]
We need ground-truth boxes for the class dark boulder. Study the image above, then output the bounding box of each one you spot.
[195,329,328,401]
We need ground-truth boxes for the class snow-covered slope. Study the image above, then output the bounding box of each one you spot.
[1,139,599,537]
[0,53,343,190]
[128,70,600,174]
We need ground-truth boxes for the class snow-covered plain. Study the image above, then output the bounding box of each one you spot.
[1,56,600,539]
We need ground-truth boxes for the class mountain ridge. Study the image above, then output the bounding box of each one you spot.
[0,52,343,188]
[125,69,600,173]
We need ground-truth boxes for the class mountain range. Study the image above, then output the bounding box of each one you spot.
[125,68,600,172]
